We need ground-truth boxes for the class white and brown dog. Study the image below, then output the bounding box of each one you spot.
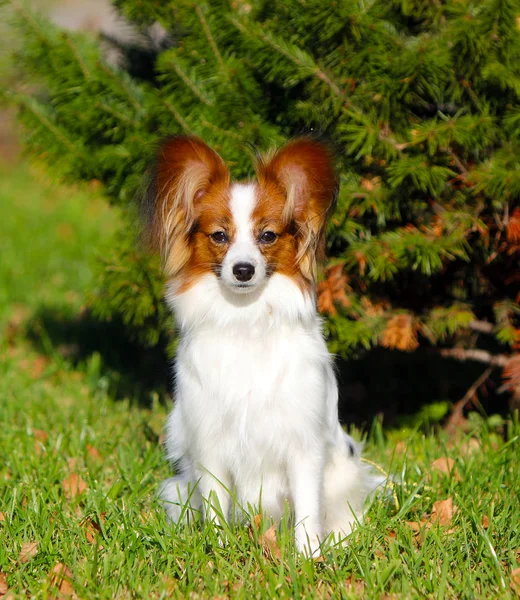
[143,136,377,555]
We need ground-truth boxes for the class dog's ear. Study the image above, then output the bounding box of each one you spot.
[143,136,229,277]
[256,138,338,282]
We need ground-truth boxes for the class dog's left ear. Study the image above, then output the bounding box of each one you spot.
[257,137,338,281]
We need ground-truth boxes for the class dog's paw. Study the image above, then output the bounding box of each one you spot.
[296,531,322,558]
[158,476,201,523]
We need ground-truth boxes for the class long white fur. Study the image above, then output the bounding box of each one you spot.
[159,183,379,556]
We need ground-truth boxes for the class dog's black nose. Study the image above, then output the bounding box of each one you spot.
[233,262,255,282]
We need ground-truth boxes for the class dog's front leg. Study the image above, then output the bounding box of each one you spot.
[197,465,232,532]
[288,453,324,557]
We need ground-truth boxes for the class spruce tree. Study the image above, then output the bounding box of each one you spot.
[5,0,520,410]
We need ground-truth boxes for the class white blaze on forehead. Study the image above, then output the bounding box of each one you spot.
[220,182,266,289]
[229,183,257,242]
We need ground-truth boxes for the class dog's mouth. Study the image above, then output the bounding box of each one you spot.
[229,282,258,294]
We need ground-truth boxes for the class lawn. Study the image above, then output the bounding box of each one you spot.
[0,161,519,599]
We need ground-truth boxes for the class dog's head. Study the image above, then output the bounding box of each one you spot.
[143,136,338,295]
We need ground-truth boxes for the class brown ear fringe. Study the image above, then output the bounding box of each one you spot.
[256,137,338,282]
[142,136,229,277]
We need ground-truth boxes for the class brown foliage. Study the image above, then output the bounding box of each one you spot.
[502,355,520,403]
[317,264,351,316]
[381,314,419,351]
[507,208,520,245]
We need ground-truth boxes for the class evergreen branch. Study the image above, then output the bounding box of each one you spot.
[314,60,345,100]
[439,348,509,367]
[195,5,227,77]
[378,132,409,151]
[445,147,468,176]
[493,203,508,231]
[10,93,81,156]
[97,62,143,112]
[10,0,47,43]
[201,118,242,140]
[10,0,62,77]
[231,17,350,104]
[95,101,140,127]
[165,59,213,106]
[63,33,90,79]
[163,101,194,135]
[468,320,495,334]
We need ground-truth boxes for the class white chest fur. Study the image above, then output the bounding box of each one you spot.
[166,273,336,467]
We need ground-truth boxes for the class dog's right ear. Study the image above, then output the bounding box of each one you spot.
[142,136,229,277]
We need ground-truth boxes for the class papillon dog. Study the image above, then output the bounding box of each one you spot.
[143,136,377,555]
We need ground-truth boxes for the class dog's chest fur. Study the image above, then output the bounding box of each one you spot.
[166,273,336,472]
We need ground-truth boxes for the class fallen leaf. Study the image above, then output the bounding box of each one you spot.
[139,512,151,524]
[431,457,461,481]
[405,500,458,538]
[86,445,102,461]
[49,563,74,598]
[482,515,490,529]
[458,437,481,456]
[345,575,365,595]
[260,524,281,560]
[19,541,38,563]
[405,521,424,535]
[83,517,102,545]
[0,512,5,522]
[31,356,49,379]
[248,514,281,559]
[62,473,87,500]
[395,441,407,454]
[32,429,49,443]
[430,498,457,527]
[431,457,456,475]
[511,567,520,596]
[0,573,8,596]
[5,304,30,344]
[251,514,262,530]
[34,443,45,456]
[161,576,178,595]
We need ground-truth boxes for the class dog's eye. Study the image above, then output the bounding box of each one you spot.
[211,231,228,243]
[259,231,277,244]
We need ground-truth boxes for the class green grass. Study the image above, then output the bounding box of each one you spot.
[0,162,519,599]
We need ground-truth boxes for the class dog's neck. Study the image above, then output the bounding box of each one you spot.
[166,272,318,333]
